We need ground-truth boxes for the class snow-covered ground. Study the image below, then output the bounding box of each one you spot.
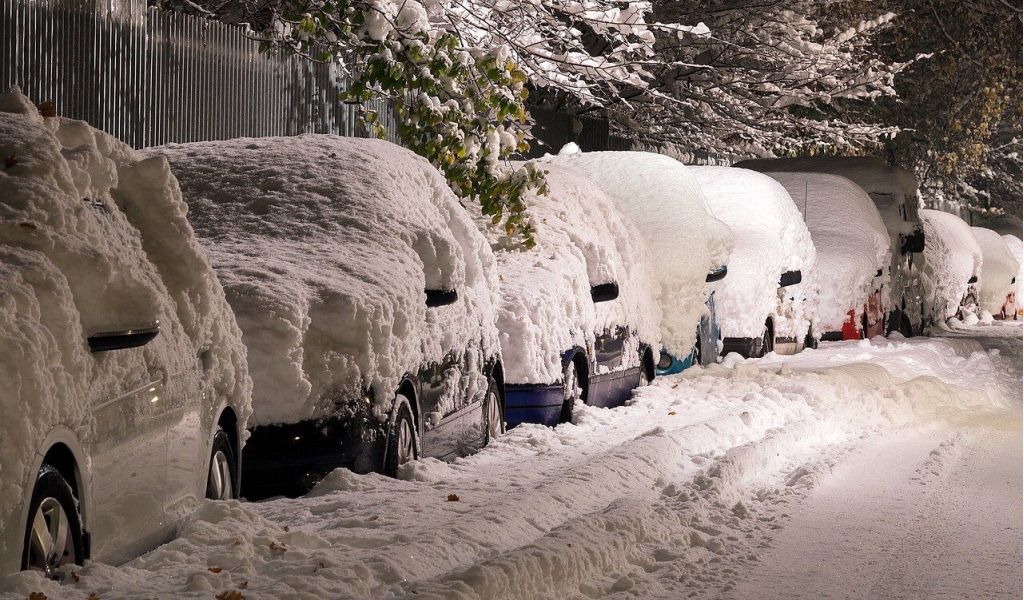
[2,324,1020,599]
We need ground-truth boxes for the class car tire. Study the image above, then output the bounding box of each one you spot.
[384,396,418,477]
[483,377,505,445]
[559,358,585,424]
[206,428,238,500]
[22,466,84,577]
[804,325,819,350]
[757,319,774,357]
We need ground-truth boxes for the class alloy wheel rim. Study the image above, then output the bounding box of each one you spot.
[397,417,415,465]
[208,450,233,500]
[27,497,74,577]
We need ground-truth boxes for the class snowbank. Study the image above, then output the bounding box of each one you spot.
[689,166,816,340]
[920,209,982,320]
[153,136,501,426]
[540,148,733,359]
[763,172,890,333]
[470,163,661,384]
[0,88,251,556]
[971,227,1019,316]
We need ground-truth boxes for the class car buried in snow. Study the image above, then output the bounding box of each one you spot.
[920,209,983,324]
[760,172,891,342]
[736,156,926,338]
[156,135,506,499]
[688,166,817,358]
[972,226,1021,321]
[0,90,251,576]
[472,163,661,427]
[543,148,734,376]
[1001,234,1023,320]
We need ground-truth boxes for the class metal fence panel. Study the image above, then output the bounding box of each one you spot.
[1,0,397,149]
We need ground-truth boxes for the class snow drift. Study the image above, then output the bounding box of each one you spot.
[971,226,1019,316]
[541,147,733,359]
[689,166,816,341]
[0,88,251,556]
[1003,234,1022,314]
[470,162,662,384]
[920,210,982,320]
[153,136,501,427]
[762,172,890,334]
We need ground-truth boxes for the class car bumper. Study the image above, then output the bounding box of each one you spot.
[241,415,387,499]
[505,382,564,428]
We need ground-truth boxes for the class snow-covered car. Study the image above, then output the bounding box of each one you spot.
[542,147,733,374]
[472,163,661,427]
[763,172,891,341]
[0,89,251,576]
[920,209,983,323]
[1002,234,1023,320]
[689,166,817,358]
[736,157,926,337]
[971,226,1020,320]
[156,135,504,498]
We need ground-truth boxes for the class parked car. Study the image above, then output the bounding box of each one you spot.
[0,89,251,577]
[543,147,734,374]
[472,162,661,427]
[736,156,926,337]
[919,209,983,323]
[762,172,891,341]
[971,226,1020,320]
[687,166,816,358]
[156,135,504,499]
[1002,234,1023,320]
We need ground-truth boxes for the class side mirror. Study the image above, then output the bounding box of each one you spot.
[705,265,728,283]
[88,322,160,353]
[425,289,458,308]
[591,282,619,303]
[968,275,978,284]
[778,270,802,288]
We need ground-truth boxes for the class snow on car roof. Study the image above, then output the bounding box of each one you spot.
[971,226,1019,316]
[689,166,816,340]
[154,135,500,426]
[541,147,732,359]
[0,87,251,548]
[920,209,983,320]
[471,162,661,384]
[765,172,890,332]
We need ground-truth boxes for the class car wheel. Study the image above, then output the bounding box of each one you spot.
[206,428,237,500]
[804,325,819,349]
[384,396,418,477]
[757,319,774,357]
[483,378,505,445]
[559,359,584,424]
[22,466,84,577]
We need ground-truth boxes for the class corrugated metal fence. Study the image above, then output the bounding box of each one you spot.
[1,0,397,149]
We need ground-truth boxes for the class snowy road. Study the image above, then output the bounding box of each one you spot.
[2,322,1020,600]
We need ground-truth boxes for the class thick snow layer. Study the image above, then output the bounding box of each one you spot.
[763,172,890,333]
[972,226,1019,315]
[0,89,251,549]
[470,163,661,384]
[152,135,500,427]
[920,209,983,320]
[1,327,1017,599]
[540,149,733,359]
[1003,234,1023,304]
[689,166,816,340]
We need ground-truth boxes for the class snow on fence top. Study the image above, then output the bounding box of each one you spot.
[541,147,732,359]
[0,87,252,542]
[971,226,1019,316]
[689,166,817,340]
[734,156,922,239]
[471,162,662,384]
[920,209,983,320]
[153,135,501,427]
[765,172,890,333]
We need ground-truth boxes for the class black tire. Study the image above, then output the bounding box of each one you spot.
[804,325,819,350]
[483,376,505,445]
[384,396,417,477]
[757,318,774,358]
[206,428,238,500]
[22,466,84,577]
[559,358,585,424]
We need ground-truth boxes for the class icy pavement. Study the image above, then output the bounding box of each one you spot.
[2,322,1021,600]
